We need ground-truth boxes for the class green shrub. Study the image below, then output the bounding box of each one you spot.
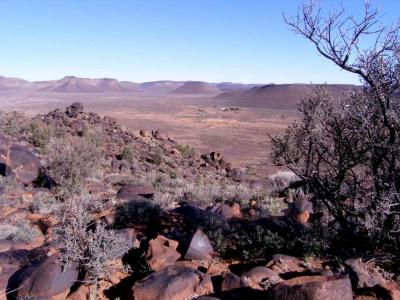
[43,136,102,194]
[120,144,135,163]
[176,144,197,158]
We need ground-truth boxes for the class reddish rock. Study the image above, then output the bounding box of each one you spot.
[184,229,214,261]
[13,254,79,299]
[132,265,213,300]
[146,235,181,271]
[270,276,353,300]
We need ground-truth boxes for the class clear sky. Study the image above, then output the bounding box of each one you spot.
[0,0,399,84]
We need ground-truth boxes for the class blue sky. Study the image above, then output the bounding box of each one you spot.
[0,0,399,84]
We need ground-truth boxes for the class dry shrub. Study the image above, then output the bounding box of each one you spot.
[56,195,132,286]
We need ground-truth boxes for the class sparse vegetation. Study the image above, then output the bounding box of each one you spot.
[272,0,400,256]
[176,143,197,158]
[120,144,135,163]
[43,136,102,194]
[0,221,41,243]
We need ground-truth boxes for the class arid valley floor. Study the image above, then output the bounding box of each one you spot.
[0,90,297,180]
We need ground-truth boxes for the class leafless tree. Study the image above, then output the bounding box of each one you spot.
[273,1,400,254]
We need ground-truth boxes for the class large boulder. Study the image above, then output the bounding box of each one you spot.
[184,229,214,261]
[0,249,46,300]
[11,254,79,299]
[116,184,154,202]
[146,235,181,271]
[65,102,84,117]
[132,265,213,300]
[0,142,40,184]
[270,276,353,300]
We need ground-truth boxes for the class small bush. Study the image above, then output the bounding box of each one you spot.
[29,191,61,215]
[176,144,197,158]
[114,199,164,229]
[120,144,135,163]
[44,136,102,194]
[268,171,299,191]
[25,119,52,148]
[148,147,164,165]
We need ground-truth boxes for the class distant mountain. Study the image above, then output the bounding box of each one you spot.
[138,81,184,93]
[39,76,139,93]
[171,81,221,95]
[0,76,31,90]
[216,82,263,92]
[216,84,358,109]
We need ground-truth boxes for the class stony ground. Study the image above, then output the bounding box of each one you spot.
[0,103,399,300]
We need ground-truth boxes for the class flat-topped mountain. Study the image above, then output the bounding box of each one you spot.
[171,81,221,95]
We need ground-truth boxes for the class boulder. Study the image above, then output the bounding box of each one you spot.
[0,249,46,299]
[221,272,247,291]
[146,235,181,271]
[207,202,242,219]
[226,168,244,182]
[116,184,154,201]
[12,254,79,299]
[242,266,282,286]
[266,254,306,274]
[65,102,84,117]
[0,143,40,184]
[132,265,213,300]
[184,229,214,261]
[284,197,313,225]
[270,276,353,300]
[152,129,168,141]
[345,259,387,289]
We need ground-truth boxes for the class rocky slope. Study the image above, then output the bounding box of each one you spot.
[0,103,399,300]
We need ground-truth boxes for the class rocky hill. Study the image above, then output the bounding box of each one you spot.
[0,103,399,300]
